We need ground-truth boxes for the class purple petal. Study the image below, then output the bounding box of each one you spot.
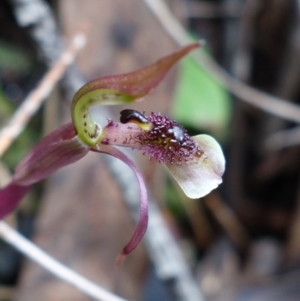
[13,123,89,186]
[0,123,89,219]
[0,183,31,219]
[166,134,225,199]
[91,144,148,266]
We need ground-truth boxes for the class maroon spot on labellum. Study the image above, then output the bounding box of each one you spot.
[101,138,110,145]
[84,122,87,126]
[88,125,100,139]
[195,149,204,158]
[106,118,114,127]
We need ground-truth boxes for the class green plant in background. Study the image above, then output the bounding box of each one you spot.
[173,50,231,141]
[0,41,38,169]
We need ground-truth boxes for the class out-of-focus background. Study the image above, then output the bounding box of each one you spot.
[1,0,300,300]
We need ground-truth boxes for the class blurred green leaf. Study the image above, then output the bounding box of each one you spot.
[165,178,185,217]
[173,54,231,140]
[0,88,40,169]
[0,87,14,126]
[0,41,32,72]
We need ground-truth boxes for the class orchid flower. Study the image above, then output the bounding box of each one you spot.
[0,42,225,265]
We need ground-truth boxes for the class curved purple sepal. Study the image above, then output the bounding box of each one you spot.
[0,123,89,219]
[0,183,31,219]
[91,144,148,266]
[13,123,89,185]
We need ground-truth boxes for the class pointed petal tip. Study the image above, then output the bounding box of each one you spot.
[115,251,126,267]
[0,183,31,219]
[91,145,148,261]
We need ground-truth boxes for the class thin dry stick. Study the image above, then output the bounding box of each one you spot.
[143,0,300,124]
[264,126,300,151]
[0,287,14,301]
[204,194,250,251]
[0,221,127,301]
[185,0,243,19]
[0,33,86,157]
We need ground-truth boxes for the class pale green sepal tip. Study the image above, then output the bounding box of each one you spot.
[72,88,136,146]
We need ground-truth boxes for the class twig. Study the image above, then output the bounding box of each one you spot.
[147,200,206,301]
[143,0,300,124]
[149,202,206,300]
[204,194,250,251]
[260,7,300,142]
[10,0,64,65]
[185,0,243,19]
[9,0,86,98]
[0,286,14,300]
[0,221,127,301]
[264,126,300,151]
[0,33,86,157]
[285,176,300,262]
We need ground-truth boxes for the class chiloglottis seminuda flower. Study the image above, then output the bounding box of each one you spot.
[0,41,225,265]
[102,109,225,199]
